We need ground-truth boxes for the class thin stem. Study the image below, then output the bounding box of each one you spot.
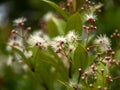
[77,74,81,84]
[61,46,72,63]
[16,33,24,39]
[69,61,72,78]
[60,46,73,78]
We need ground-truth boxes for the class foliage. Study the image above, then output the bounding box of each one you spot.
[0,0,120,90]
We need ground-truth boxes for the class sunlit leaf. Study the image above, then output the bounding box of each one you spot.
[73,43,88,73]
[66,12,82,36]
[47,17,66,38]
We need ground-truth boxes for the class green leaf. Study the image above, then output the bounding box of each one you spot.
[115,49,120,61]
[47,47,69,80]
[73,44,88,73]
[66,12,82,35]
[110,66,120,90]
[47,17,66,38]
[95,62,108,87]
[88,55,97,65]
[42,0,68,20]
[30,46,68,81]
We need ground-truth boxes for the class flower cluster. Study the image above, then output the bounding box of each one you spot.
[5,0,120,89]
[51,30,79,53]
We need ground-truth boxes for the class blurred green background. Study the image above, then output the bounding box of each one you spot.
[0,0,120,90]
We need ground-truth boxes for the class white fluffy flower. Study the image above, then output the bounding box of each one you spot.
[66,30,78,42]
[13,17,26,26]
[27,30,50,48]
[7,39,23,51]
[94,34,111,52]
[85,13,96,22]
[50,36,66,52]
[53,36,66,46]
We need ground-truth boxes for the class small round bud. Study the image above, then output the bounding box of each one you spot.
[60,41,64,46]
[107,49,112,54]
[97,9,102,13]
[27,27,31,31]
[78,68,82,75]
[97,86,102,90]
[117,33,120,37]
[111,51,115,57]
[18,22,24,27]
[108,60,112,64]
[11,29,17,34]
[115,29,119,33]
[109,79,113,83]
[113,32,117,37]
[94,76,97,81]
[105,56,111,61]
[87,47,90,52]
[89,25,97,30]
[55,48,61,53]
[101,69,104,75]
[97,53,101,57]
[103,87,107,90]
[85,71,88,77]
[110,35,114,38]
[91,65,97,72]
[86,0,89,3]
[89,84,93,88]
[83,25,88,30]
[36,42,41,46]
[81,7,84,10]
[81,76,85,80]
[112,60,116,64]
[13,42,19,46]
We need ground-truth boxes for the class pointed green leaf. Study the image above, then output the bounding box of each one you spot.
[110,66,120,90]
[73,44,88,73]
[94,62,108,87]
[66,12,82,35]
[42,0,68,20]
[88,55,97,65]
[47,17,66,38]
